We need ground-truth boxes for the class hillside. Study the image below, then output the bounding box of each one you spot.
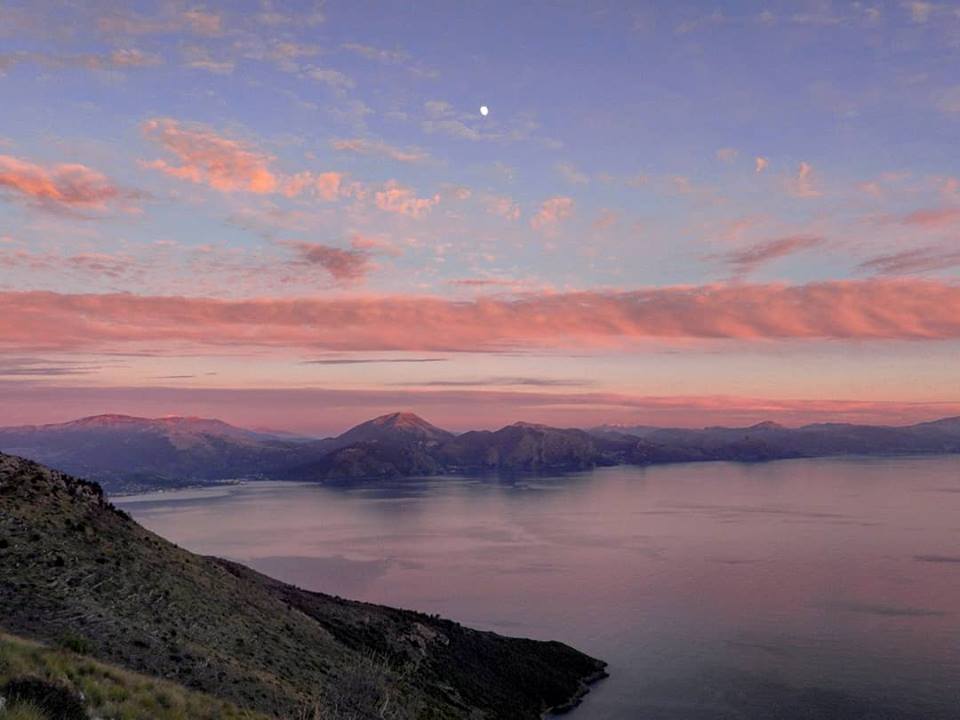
[0,453,607,719]
[0,631,267,720]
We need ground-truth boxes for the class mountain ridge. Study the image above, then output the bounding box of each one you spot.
[4,411,960,492]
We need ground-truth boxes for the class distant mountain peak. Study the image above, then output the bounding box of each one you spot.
[509,421,551,430]
[748,421,786,431]
[336,412,453,445]
[370,411,432,428]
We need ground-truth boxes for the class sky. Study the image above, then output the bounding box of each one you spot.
[1,0,960,434]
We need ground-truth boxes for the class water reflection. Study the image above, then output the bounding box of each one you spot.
[116,456,960,719]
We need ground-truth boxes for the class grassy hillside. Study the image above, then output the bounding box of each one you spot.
[0,453,606,719]
[0,631,265,720]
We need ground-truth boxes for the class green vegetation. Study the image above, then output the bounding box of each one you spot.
[0,632,266,720]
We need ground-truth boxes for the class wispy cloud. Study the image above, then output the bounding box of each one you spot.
[906,1,935,24]
[486,195,521,221]
[592,209,619,232]
[710,236,826,276]
[341,42,437,78]
[182,46,234,74]
[556,161,589,184]
[374,180,440,217]
[396,377,594,388]
[349,234,404,257]
[787,161,822,198]
[0,48,163,73]
[97,8,222,36]
[898,207,960,227]
[531,196,574,232]
[859,246,960,275]
[447,277,531,290]
[421,100,542,144]
[716,147,739,163]
[331,138,428,163]
[303,357,447,365]
[0,357,102,377]
[285,242,373,283]
[306,67,355,90]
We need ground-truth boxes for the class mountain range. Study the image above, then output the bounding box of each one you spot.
[3,411,960,493]
[0,452,606,719]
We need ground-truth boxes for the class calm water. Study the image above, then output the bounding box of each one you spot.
[115,457,960,719]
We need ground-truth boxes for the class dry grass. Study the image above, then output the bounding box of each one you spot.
[0,632,267,720]
[1,701,50,720]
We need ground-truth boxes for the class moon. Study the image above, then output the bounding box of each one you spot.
[480,105,489,116]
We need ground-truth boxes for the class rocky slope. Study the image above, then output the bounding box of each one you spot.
[0,453,607,719]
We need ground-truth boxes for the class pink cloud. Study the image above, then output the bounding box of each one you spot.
[486,195,521,221]
[374,180,440,217]
[0,247,143,282]
[143,118,351,201]
[2,280,960,353]
[592,209,619,232]
[281,171,345,200]
[716,147,738,163]
[0,155,125,210]
[108,48,162,67]
[286,242,372,283]
[181,9,222,35]
[787,161,821,198]
[711,235,826,275]
[899,207,960,228]
[531,196,573,232]
[350,234,403,257]
[143,118,279,193]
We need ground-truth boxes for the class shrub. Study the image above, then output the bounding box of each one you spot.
[296,654,422,720]
[1,677,88,720]
[57,634,93,656]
